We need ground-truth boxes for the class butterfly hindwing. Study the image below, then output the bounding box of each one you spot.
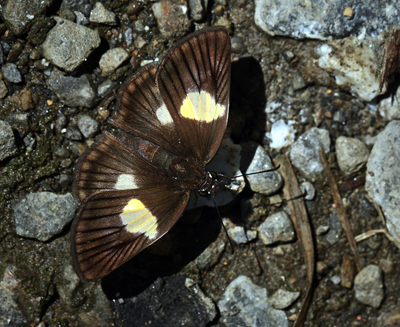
[72,187,190,281]
[156,27,231,163]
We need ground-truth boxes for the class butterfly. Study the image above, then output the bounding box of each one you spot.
[71,27,231,281]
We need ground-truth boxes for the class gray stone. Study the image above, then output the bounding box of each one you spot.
[65,125,82,141]
[242,142,283,195]
[1,0,54,36]
[77,113,99,138]
[42,17,101,72]
[0,120,17,161]
[48,70,96,108]
[316,37,383,101]
[4,113,29,136]
[218,275,288,327]
[354,265,384,308]
[268,289,300,309]
[89,2,117,25]
[289,127,331,181]
[2,63,22,83]
[188,0,208,21]
[195,238,226,271]
[74,11,89,25]
[97,79,116,98]
[99,47,129,74]
[336,136,369,175]
[378,87,400,121]
[316,225,330,236]
[13,192,77,242]
[254,0,400,41]
[0,80,8,98]
[300,181,316,200]
[258,211,295,245]
[227,226,257,245]
[0,265,28,326]
[366,121,400,245]
[152,0,191,38]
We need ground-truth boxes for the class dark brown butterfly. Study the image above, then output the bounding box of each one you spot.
[71,27,231,281]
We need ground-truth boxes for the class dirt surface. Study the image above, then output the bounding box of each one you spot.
[0,0,399,326]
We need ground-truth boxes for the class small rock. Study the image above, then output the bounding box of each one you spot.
[378,86,400,121]
[195,238,226,271]
[59,174,73,188]
[97,79,116,98]
[265,119,296,150]
[6,88,35,111]
[354,265,384,308]
[42,17,101,72]
[152,0,191,38]
[268,289,300,309]
[258,211,295,245]
[2,0,54,36]
[366,121,400,245]
[330,275,341,285]
[74,11,89,25]
[13,192,77,242]
[48,70,96,108]
[227,226,257,244]
[188,0,207,21]
[55,113,68,133]
[65,125,82,141]
[241,142,283,195]
[4,113,29,136]
[0,80,8,98]
[289,127,331,181]
[77,114,99,138]
[300,181,316,200]
[0,120,17,161]
[99,48,129,74]
[218,275,288,327]
[316,225,329,235]
[336,136,369,175]
[89,2,117,25]
[2,63,22,83]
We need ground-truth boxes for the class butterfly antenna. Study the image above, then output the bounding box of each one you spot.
[211,194,234,255]
[232,164,281,178]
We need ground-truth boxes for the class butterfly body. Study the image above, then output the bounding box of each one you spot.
[72,27,231,281]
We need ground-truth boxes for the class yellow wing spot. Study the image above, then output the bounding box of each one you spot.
[180,91,226,122]
[120,199,158,239]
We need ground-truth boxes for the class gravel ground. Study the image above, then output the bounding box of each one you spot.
[0,0,399,326]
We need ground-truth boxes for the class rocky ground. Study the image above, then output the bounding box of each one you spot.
[1,0,400,326]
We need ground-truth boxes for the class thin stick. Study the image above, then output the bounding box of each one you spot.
[319,147,362,272]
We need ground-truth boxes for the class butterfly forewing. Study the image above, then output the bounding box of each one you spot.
[71,27,231,281]
[156,27,231,163]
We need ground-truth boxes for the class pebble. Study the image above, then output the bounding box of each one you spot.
[268,288,300,309]
[188,0,206,21]
[0,120,18,161]
[65,125,82,141]
[300,181,316,200]
[89,2,117,25]
[99,48,129,74]
[42,17,101,72]
[97,79,116,98]
[77,113,99,138]
[354,265,384,308]
[1,0,52,36]
[335,136,369,175]
[378,86,400,120]
[258,211,295,245]
[316,225,329,235]
[227,226,257,244]
[289,127,331,181]
[195,238,226,271]
[48,70,97,108]
[241,142,283,195]
[0,80,8,98]
[152,0,191,38]
[74,11,89,25]
[6,88,35,111]
[218,275,288,327]
[13,192,77,242]
[366,121,400,245]
[2,63,22,83]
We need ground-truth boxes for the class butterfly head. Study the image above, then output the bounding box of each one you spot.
[198,171,231,197]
